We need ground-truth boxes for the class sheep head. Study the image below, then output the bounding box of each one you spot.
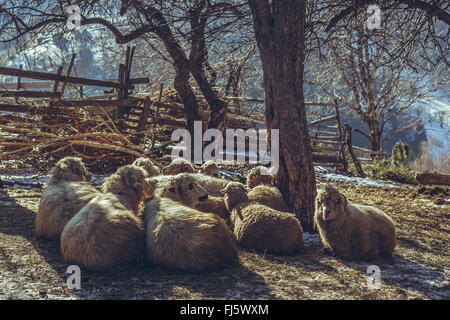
[103,165,153,201]
[199,160,220,177]
[221,181,248,212]
[167,173,208,205]
[132,157,161,177]
[315,185,348,221]
[49,157,91,184]
[162,158,195,175]
[246,166,275,189]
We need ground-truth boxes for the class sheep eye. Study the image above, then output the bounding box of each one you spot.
[188,183,193,190]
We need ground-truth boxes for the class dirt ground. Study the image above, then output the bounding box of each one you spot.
[0,178,448,300]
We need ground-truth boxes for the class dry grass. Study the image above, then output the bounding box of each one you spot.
[0,179,448,300]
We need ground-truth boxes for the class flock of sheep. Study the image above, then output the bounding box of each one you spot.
[34,156,397,272]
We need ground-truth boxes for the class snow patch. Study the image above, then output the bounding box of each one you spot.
[315,166,401,188]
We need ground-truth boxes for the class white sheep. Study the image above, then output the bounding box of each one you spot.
[36,157,99,240]
[161,157,195,175]
[60,165,153,270]
[199,160,221,177]
[132,157,161,177]
[143,173,239,272]
[315,185,397,260]
[222,181,304,255]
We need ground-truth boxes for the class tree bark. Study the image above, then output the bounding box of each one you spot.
[368,119,382,158]
[248,0,316,231]
[188,2,227,132]
[132,1,201,135]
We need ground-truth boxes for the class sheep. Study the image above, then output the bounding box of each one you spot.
[246,166,275,189]
[152,173,209,204]
[221,182,304,255]
[60,165,153,270]
[247,185,290,212]
[143,173,239,272]
[194,196,229,220]
[199,160,220,177]
[132,157,161,177]
[161,157,195,175]
[314,185,397,260]
[148,172,230,198]
[35,157,100,240]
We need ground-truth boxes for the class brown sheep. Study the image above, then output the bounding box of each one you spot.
[246,166,275,189]
[314,185,397,260]
[132,157,161,177]
[161,158,195,175]
[35,157,100,240]
[143,174,239,272]
[199,160,220,177]
[247,185,290,212]
[60,165,153,270]
[221,182,304,255]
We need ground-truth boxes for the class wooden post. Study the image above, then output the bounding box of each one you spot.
[334,102,348,172]
[60,53,76,97]
[345,123,365,178]
[117,63,126,130]
[15,64,22,103]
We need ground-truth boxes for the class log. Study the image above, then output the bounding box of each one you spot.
[308,115,337,126]
[0,66,134,89]
[312,153,342,164]
[416,173,450,186]
[0,90,62,98]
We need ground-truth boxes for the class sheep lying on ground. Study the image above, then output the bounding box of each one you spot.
[246,166,275,189]
[248,185,290,212]
[35,157,100,240]
[314,185,397,260]
[60,165,153,270]
[143,174,239,272]
[161,158,195,175]
[132,157,161,177]
[199,160,220,177]
[221,182,304,255]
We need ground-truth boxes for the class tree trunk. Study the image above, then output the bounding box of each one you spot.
[248,0,316,232]
[138,3,202,135]
[368,120,382,158]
